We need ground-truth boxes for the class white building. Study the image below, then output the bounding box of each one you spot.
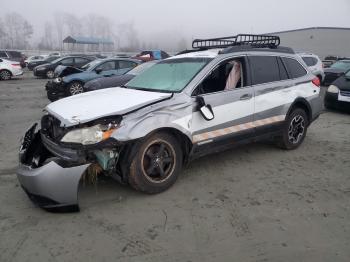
[269,27,350,59]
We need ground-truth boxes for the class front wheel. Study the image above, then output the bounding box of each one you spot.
[46,70,54,79]
[277,108,308,150]
[68,81,84,96]
[128,132,183,194]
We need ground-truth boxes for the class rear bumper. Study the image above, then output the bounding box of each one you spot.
[16,124,91,212]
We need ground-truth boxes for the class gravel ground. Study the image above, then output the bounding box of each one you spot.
[0,71,349,262]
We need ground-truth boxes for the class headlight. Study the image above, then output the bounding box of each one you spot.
[327,85,339,94]
[53,77,62,83]
[61,124,118,145]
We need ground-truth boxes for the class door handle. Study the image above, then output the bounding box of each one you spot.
[240,94,252,100]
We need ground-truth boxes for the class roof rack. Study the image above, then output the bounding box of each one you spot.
[192,34,280,50]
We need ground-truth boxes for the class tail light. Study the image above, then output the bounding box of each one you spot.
[11,63,20,67]
[312,77,321,87]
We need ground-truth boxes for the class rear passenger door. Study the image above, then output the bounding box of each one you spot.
[249,55,290,134]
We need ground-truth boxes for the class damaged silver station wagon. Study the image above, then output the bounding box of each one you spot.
[17,34,323,212]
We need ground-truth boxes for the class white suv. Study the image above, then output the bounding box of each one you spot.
[298,52,325,82]
[0,58,23,80]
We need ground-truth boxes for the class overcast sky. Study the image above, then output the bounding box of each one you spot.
[1,0,350,43]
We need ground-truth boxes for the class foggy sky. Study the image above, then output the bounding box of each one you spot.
[1,0,350,46]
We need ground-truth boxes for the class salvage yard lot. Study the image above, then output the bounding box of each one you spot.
[0,72,350,261]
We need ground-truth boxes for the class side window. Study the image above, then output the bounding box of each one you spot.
[96,61,116,71]
[249,56,280,85]
[161,51,170,59]
[193,57,247,96]
[0,51,8,58]
[277,57,289,81]
[282,57,307,79]
[118,60,137,69]
[302,57,317,67]
[74,58,89,65]
[61,58,74,66]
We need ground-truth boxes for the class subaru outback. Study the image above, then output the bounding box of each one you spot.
[17,34,323,212]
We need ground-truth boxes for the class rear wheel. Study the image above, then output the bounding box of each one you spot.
[0,70,12,80]
[46,70,54,79]
[277,108,308,150]
[128,132,183,194]
[68,81,84,96]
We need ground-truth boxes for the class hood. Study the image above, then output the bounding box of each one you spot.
[324,68,346,74]
[46,87,172,127]
[333,76,350,91]
[55,65,83,77]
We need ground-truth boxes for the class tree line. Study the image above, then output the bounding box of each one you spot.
[0,12,188,52]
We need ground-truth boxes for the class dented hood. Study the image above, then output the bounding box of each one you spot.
[46,87,172,127]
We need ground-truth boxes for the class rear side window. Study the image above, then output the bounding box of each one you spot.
[277,58,289,80]
[249,56,280,85]
[7,51,21,57]
[302,57,317,67]
[282,57,307,79]
[0,51,8,58]
[118,60,137,69]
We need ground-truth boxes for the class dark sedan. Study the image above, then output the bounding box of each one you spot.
[323,60,350,86]
[28,56,60,70]
[324,70,350,112]
[84,60,158,92]
[33,56,95,79]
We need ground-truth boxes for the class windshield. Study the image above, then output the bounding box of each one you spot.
[128,61,157,76]
[331,61,350,71]
[125,58,211,92]
[81,59,101,70]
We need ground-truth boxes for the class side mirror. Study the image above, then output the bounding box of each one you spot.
[95,68,102,74]
[197,96,214,121]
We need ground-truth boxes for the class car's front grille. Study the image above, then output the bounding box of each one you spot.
[340,90,350,97]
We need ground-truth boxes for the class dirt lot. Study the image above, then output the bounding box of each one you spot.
[0,72,349,262]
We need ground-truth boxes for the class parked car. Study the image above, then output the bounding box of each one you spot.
[323,60,350,86]
[324,69,350,111]
[16,34,323,212]
[133,50,170,62]
[84,60,158,92]
[0,58,23,80]
[298,53,325,82]
[24,55,46,67]
[0,50,26,68]
[45,58,141,101]
[33,56,95,79]
[27,56,60,71]
[322,55,350,68]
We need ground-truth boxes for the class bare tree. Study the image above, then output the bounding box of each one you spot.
[0,18,7,48]
[3,12,33,49]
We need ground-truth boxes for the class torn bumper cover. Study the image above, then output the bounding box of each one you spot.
[16,124,90,212]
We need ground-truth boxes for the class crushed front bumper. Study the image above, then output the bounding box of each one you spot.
[16,124,90,212]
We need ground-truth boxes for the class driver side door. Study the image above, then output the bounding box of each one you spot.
[191,57,255,151]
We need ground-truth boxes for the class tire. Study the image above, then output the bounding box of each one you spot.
[68,81,84,96]
[46,70,54,79]
[277,108,308,150]
[128,132,183,194]
[0,70,12,80]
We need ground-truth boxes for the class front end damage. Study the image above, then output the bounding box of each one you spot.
[17,119,123,212]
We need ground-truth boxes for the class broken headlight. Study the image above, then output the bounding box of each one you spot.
[61,124,118,145]
[53,77,63,84]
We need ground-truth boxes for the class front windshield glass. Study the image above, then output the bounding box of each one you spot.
[331,61,350,71]
[128,61,157,76]
[125,58,211,92]
[81,59,101,70]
